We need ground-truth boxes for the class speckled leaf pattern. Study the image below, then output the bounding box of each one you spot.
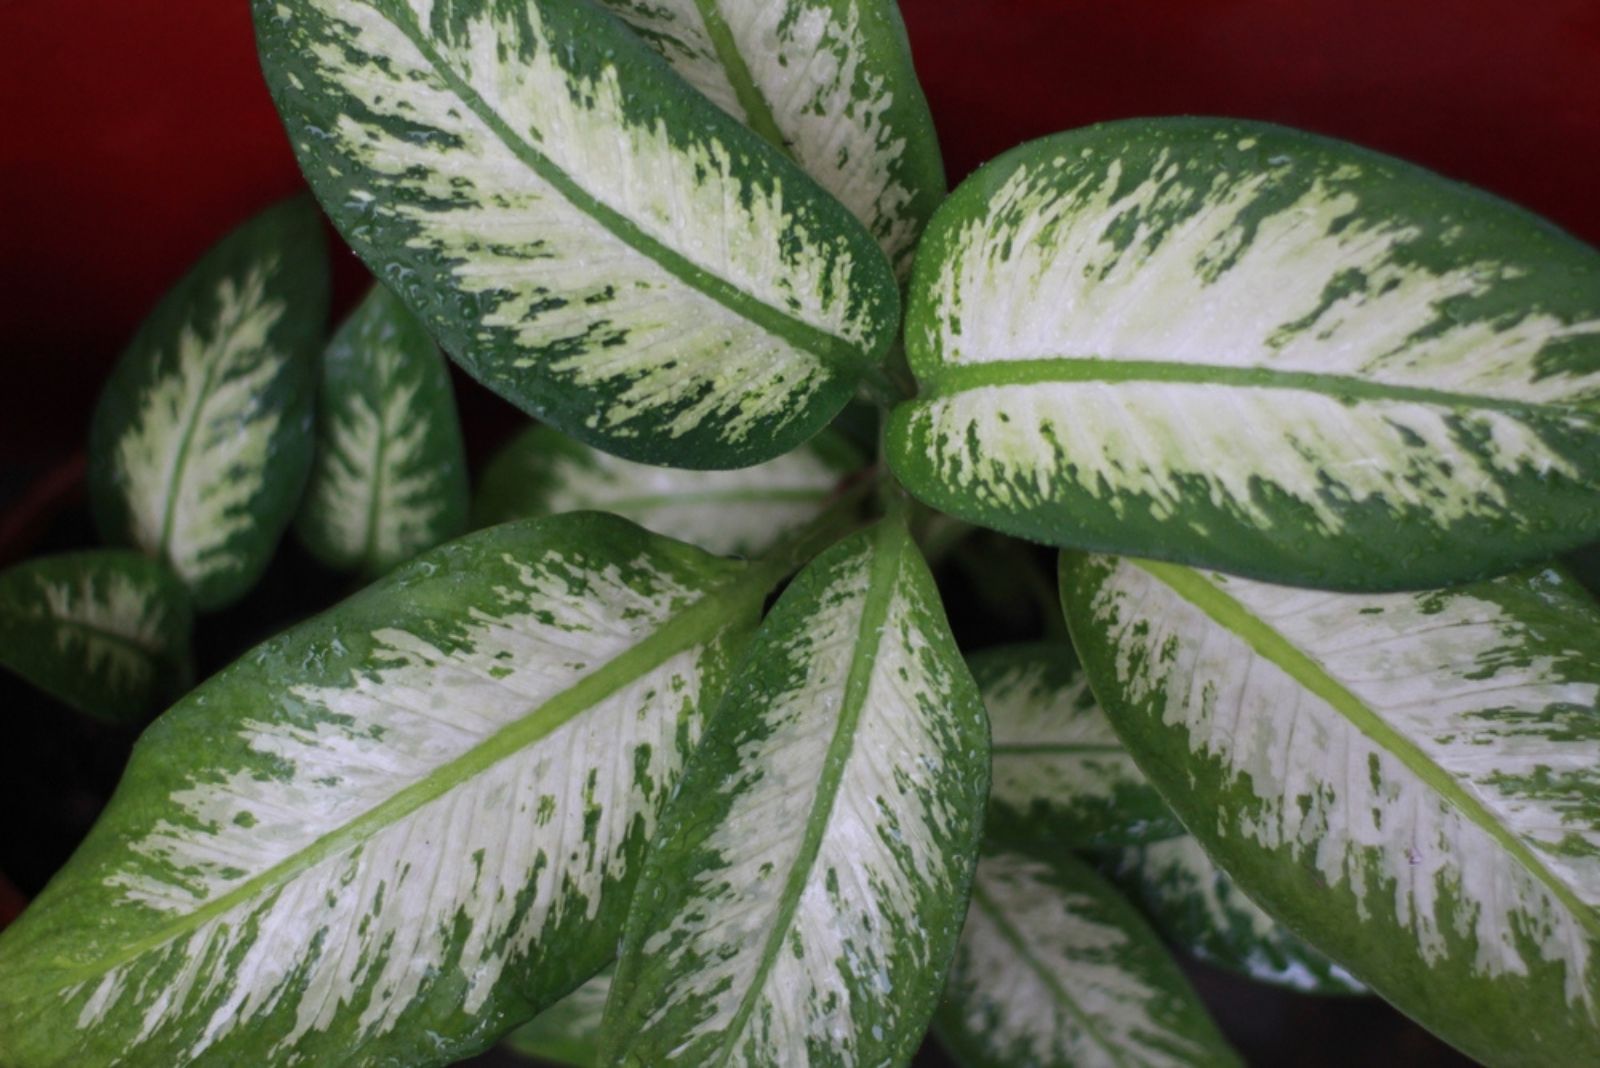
[601,520,988,1066]
[296,285,468,577]
[1100,836,1366,995]
[972,643,1183,849]
[889,118,1600,591]
[255,0,899,470]
[88,198,328,611]
[0,515,779,1067]
[934,849,1239,1068]
[0,552,193,724]
[474,425,860,556]
[503,967,612,1067]
[1061,553,1600,1066]
[592,0,945,277]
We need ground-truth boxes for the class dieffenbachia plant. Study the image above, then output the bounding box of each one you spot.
[2,1,1599,1066]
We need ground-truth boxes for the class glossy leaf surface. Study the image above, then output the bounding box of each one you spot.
[255,0,898,469]
[890,119,1600,591]
[934,849,1239,1068]
[602,520,988,1066]
[0,515,772,1067]
[1062,553,1600,1066]
[296,285,468,577]
[88,198,327,610]
[0,551,193,723]
[473,425,859,557]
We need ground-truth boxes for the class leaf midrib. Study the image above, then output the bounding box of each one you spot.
[689,0,793,159]
[1135,559,1600,946]
[394,9,867,377]
[919,357,1592,418]
[42,561,773,987]
[709,521,907,1067]
[154,331,232,561]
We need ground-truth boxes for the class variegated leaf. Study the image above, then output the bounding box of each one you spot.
[601,519,988,1066]
[592,0,945,277]
[888,118,1600,591]
[504,967,612,1067]
[0,551,193,724]
[473,425,861,556]
[1061,553,1600,1066]
[88,198,328,611]
[296,284,468,577]
[255,0,899,470]
[1100,836,1366,995]
[0,514,784,1067]
[973,643,1183,849]
[933,848,1239,1068]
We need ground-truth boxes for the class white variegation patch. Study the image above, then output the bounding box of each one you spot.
[33,570,174,693]
[113,265,288,588]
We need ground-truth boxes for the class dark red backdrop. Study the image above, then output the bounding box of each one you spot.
[2,0,1598,466]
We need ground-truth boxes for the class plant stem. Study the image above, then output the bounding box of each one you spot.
[748,474,876,588]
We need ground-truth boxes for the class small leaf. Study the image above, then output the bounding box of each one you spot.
[601,519,988,1066]
[889,118,1600,591]
[473,425,860,556]
[503,967,612,1067]
[1100,835,1367,995]
[593,0,945,277]
[88,197,328,611]
[1061,553,1600,1066]
[255,0,899,469]
[0,551,193,723]
[934,848,1240,1068]
[972,642,1182,848]
[296,284,469,577]
[0,514,780,1066]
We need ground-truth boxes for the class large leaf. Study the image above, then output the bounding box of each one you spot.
[592,0,945,277]
[473,425,860,556]
[1100,835,1366,996]
[1061,553,1600,1066]
[0,551,193,724]
[601,519,988,1066]
[933,848,1239,1068]
[88,198,328,611]
[973,642,1183,849]
[296,284,469,577]
[889,118,1600,591]
[0,514,787,1067]
[504,967,612,1067]
[254,0,899,470]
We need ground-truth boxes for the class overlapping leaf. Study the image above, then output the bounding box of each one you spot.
[1062,553,1600,1065]
[0,551,193,723]
[889,118,1600,591]
[255,0,898,469]
[504,967,612,1067]
[296,284,468,577]
[593,0,945,276]
[88,198,327,610]
[972,643,1182,848]
[934,849,1239,1068]
[601,519,988,1066]
[473,425,860,556]
[0,515,780,1067]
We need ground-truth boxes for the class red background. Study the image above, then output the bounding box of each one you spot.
[2,0,1599,467]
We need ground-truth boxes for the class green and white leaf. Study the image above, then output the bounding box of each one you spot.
[601,519,988,1066]
[88,198,328,611]
[255,0,899,470]
[934,849,1240,1068]
[504,967,612,1067]
[473,425,860,556]
[0,551,193,724]
[1101,836,1366,995]
[296,284,468,577]
[0,514,780,1067]
[1061,553,1600,1066]
[889,118,1600,591]
[973,643,1183,849]
[593,0,945,276]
